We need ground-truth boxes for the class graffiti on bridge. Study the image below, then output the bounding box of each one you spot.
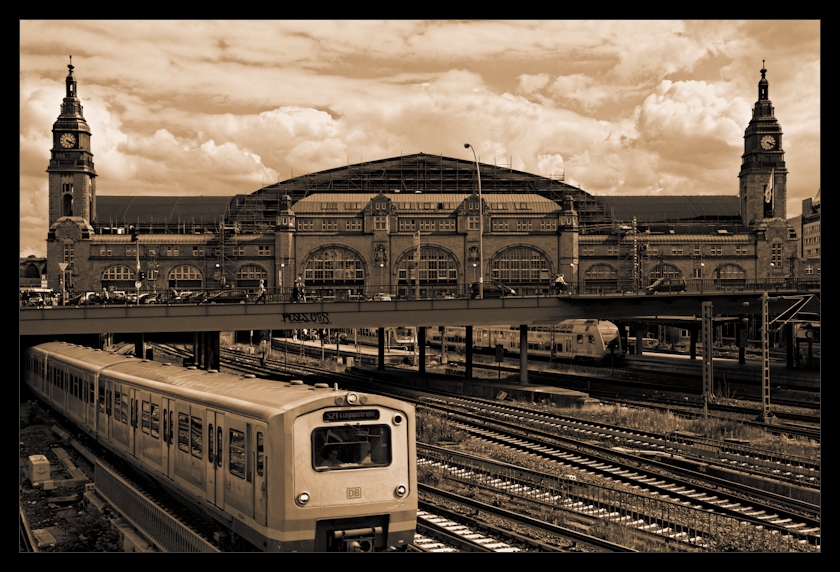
[282,312,331,324]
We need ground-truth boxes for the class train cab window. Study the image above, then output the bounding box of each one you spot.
[312,425,392,471]
[577,334,584,344]
[150,404,160,438]
[229,429,247,480]
[98,386,106,412]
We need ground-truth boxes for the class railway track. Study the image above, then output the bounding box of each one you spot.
[412,406,820,547]
[147,342,820,551]
[427,394,820,490]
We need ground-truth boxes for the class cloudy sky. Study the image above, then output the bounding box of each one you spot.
[20,20,820,258]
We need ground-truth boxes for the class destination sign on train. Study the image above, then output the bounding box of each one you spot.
[323,410,380,422]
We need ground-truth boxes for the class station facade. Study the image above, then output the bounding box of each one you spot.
[39,61,814,302]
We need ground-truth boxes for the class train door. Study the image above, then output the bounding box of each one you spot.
[161,397,175,479]
[86,374,96,431]
[97,377,109,442]
[224,416,254,520]
[253,424,267,527]
[206,410,225,510]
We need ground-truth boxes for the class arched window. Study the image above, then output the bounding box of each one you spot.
[583,264,617,294]
[101,265,136,291]
[23,264,41,279]
[62,193,73,217]
[169,265,203,290]
[397,246,457,299]
[650,262,682,280]
[490,247,549,294]
[713,264,747,290]
[303,247,365,300]
[235,264,268,290]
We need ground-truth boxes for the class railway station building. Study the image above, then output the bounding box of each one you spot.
[39,62,814,302]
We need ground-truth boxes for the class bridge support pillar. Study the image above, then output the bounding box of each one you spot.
[134,334,144,360]
[194,331,221,370]
[417,327,426,374]
[465,326,473,379]
[519,325,529,384]
[785,322,794,369]
[377,328,385,370]
[688,325,700,360]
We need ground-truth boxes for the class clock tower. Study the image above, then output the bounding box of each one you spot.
[46,58,97,298]
[739,63,787,225]
[47,57,97,226]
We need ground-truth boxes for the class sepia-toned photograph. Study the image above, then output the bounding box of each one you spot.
[21,20,819,553]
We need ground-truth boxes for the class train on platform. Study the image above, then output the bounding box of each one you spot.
[354,327,416,350]
[22,341,417,552]
[426,319,625,364]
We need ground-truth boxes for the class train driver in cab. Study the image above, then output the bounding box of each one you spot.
[318,447,342,468]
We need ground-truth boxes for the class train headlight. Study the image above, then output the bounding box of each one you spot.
[346,392,359,405]
[296,491,311,507]
[393,414,403,426]
[394,484,408,499]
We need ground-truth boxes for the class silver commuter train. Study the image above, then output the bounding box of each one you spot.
[428,319,625,363]
[22,341,417,552]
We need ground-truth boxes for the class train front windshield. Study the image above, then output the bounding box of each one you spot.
[312,425,392,470]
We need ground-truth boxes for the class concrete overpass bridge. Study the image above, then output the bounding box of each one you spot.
[19,291,818,336]
[20,290,817,377]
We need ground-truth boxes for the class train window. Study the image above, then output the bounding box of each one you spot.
[121,394,129,424]
[142,401,151,434]
[106,389,112,416]
[312,425,392,471]
[99,386,105,412]
[256,432,265,477]
[229,429,246,479]
[178,413,189,453]
[216,427,222,468]
[150,404,160,438]
[114,392,122,422]
[208,423,214,464]
[190,416,203,459]
[577,335,583,344]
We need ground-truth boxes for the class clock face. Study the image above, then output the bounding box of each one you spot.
[59,133,76,148]
[760,135,776,150]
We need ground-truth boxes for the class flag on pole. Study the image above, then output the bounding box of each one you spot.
[765,168,774,205]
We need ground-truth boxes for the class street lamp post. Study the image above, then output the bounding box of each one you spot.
[279,262,285,302]
[464,143,483,299]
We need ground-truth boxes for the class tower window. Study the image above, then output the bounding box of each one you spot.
[62,183,74,217]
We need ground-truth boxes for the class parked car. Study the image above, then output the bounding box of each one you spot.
[67,291,104,305]
[470,281,516,299]
[205,289,251,304]
[644,277,687,295]
[373,293,392,301]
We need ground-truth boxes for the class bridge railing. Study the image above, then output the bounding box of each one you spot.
[24,277,818,308]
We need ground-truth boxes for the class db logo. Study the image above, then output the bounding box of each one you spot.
[347,487,362,499]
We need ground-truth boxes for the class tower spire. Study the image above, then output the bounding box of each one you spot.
[758,60,769,101]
